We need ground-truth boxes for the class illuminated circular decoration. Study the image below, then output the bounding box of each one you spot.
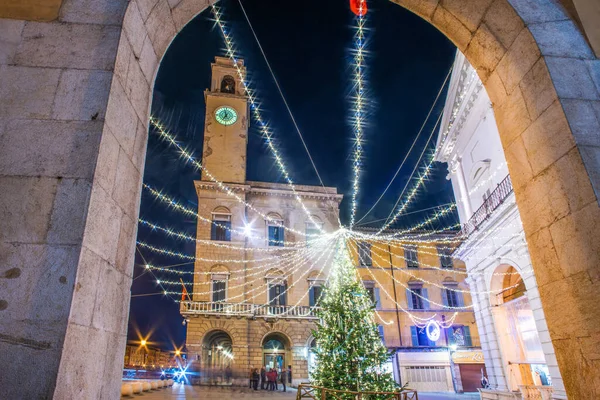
[425,320,441,342]
[214,106,238,126]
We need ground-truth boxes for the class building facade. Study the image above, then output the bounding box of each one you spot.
[181,57,343,385]
[349,233,485,393]
[435,52,567,399]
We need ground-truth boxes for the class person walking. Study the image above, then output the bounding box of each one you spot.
[260,366,266,390]
[267,368,276,391]
[252,368,260,390]
[279,367,287,392]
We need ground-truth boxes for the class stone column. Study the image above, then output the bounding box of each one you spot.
[467,275,509,390]
[450,158,473,220]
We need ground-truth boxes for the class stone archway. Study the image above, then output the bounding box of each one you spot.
[0,0,599,398]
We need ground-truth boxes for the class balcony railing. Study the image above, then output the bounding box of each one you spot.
[180,301,321,319]
[462,174,513,236]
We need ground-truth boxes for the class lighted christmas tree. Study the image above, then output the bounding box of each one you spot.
[310,237,399,398]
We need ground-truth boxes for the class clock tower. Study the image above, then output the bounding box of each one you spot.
[201,56,248,184]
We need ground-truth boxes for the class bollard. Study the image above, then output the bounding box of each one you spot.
[120,383,133,397]
[142,381,152,391]
[131,382,143,394]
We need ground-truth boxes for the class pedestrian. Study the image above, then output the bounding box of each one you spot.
[279,367,287,392]
[287,365,292,384]
[260,366,266,389]
[267,368,276,391]
[273,368,279,391]
[225,365,232,383]
[252,368,260,390]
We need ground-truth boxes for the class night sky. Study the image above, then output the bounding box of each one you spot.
[129,0,457,351]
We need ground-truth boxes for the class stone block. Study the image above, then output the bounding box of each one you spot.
[123,0,147,57]
[561,99,600,147]
[496,28,540,94]
[522,101,576,175]
[485,70,508,106]
[519,57,556,121]
[115,213,137,277]
[93,126,120,194]
[549,200,600,279]
[464,24,506,81]
[136,0,160,22]
[0,65,60,119]
[124,56,150,121]
[59,0,128,25]
[81,184,123,265]
[578,145,600,200]
[105,78,138,157]
[0,119,102,178]
[545,57,600,100]
[431,5,473,51]
[171,0,209,30]
[0,176,57,243]
[482,0,523,49]
[139,36,158,83]
[528,20,595,59]
[440,0,494,32]
[114,35,135,89]
[145,0,177,58]
[54,324,109,399]
[47,179,93,245]
[15,22,120,70]
[92,262,131,334]
[52,69,112,121]
[0,19,24,64]
[100,332,128,400]
[506,0,569,24]
[494,86,531,147]
[587,60,600,95]
[68,247,103,327]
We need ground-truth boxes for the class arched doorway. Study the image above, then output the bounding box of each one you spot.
[201,330,234,384]
[490,266,551,392]
[1,1,599,398]
[262,332,290,372]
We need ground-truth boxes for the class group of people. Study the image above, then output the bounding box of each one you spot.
[249,365,290,392]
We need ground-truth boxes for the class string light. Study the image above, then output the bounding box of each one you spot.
[349,5,368,228]
[209,4,332,232]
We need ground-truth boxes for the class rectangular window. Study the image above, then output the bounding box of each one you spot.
[410,326,435,346]
[305,224,320,247]
[404,245,419,268]
[377,325,385,343]
[358,242,372,266]
[268,283,287,306]
[406,287,429,310]
[268,224,284,247]
[309,285,322,307]
[448,326,472,347]
[438,245,453,269]
[211,214,231,241]
[444,289,459,307]
[212,280,226,302]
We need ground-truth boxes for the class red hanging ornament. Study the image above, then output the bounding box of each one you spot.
[350,0,368,16]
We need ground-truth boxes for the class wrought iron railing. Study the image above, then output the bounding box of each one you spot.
[180,301,320,319]
[462,174,513,236]
[296,383,418,400]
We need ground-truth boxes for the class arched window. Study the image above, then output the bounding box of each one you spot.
[211,206,231,241]
[266,213,284,247]
[220,75,236,94]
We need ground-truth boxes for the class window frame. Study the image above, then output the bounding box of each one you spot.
[266,217,285,247]
[211,273,229,303]
[211,212,232,241]
[404,245,419,268]
[358,241,373,267]
[438,245,453,269]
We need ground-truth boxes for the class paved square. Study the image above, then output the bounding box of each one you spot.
[127,384,480,400]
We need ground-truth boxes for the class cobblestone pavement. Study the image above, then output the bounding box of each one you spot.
[126,384,480,400]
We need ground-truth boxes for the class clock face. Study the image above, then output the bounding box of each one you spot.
[214,106,238,126]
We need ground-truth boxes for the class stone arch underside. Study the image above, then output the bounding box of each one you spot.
[0,0,599,399]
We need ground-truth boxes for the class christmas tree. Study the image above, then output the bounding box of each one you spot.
[310,237,398,399]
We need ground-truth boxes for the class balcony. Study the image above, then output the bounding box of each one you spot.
[180,301,321,320]
[462,174,513,236]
